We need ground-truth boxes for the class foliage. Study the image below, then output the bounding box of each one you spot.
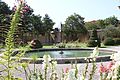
[103,37,115,46]
[0,1,11,15]
[103,25,120,38]
[96,20,106,29]
[30,14,43,36]
[114,38,120,45]
[104,16,119,27]
[30,39,43,49]
[56,41,88,48]
[0,1,11,44]
[0,1,11,25]
[56,42,66,48]
[42,14,55,33]
[63,13,88,41]
[85,21,98,30]
[12,2,33,44]
[0,1,25,79]
[85,20,106,30]
[42,14,55,43]
[85,16,119,30]
[87,29,101,47]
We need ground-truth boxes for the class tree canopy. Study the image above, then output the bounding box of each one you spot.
[30,14,43,35]
[0,1,11,25]
[0,1,11,44]
[104,16,119,27]
[63,13,88,41]
[85,16,119,30]
[42,14,55,32]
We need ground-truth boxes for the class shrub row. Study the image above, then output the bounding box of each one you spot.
[103,37,120,46]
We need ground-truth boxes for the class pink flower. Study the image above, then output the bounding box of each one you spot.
[24,6,29,10]
[12,4,17,11]
[99,64,108,73]
[107,61,114,71]
[65,67,69,73]
[22,10,27,13]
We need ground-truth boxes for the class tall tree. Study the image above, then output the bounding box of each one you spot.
[85,21,98,30]
[53,28,59,43]
[42,14,55,43]
[103,25,120,38]
[104,16,119,27]
[0,1,11,44]
[63,13,88,41]
[96,20,106,29]
[85,20,106,30]
[30,14,43,38]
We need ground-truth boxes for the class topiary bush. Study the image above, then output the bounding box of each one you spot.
[87,29,101,47]
[30,39,43,49]
[103,37,115,46]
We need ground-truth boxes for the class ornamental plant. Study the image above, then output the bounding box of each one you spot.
[87,29,101,47]
[0,0,30,79]
[98,51,120,80]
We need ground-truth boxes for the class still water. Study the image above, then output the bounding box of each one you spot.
[24,50,113,58]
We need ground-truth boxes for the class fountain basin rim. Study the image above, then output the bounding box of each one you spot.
[13,48,116,64]
[25,48,117,53]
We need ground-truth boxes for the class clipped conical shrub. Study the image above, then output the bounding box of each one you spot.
[87,29,101,47]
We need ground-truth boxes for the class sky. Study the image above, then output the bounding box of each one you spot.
[2,0,120,28]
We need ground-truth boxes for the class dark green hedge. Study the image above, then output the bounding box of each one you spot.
[103,37,114,46]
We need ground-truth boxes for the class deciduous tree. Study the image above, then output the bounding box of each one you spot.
[63,13,88,41]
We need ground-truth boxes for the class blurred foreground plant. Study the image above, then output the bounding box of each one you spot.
[0,0,30,80]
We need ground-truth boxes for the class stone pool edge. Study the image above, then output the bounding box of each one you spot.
[11,48,117,64]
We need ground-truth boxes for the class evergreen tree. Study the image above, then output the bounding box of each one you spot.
[42,14,55,43]
[87,29,101,47]
[0,1,11,44]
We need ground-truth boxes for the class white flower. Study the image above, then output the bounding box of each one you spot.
[42,54,51,70]
[107,72,112,79]
[90,47,99,58]
[95,40,97,42]
[111,51,120,61]
[43,54,51,62]
[66,69,83,80]
[112,75,117,80]
[113,62,120,73]
[66,69,77,80]
[51,60,57,70]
